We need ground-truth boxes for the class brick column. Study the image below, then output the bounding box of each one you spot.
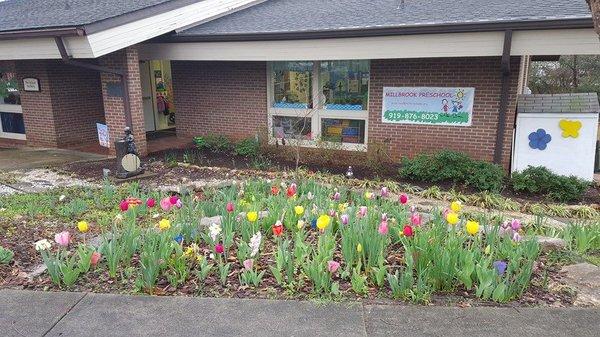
[99,47,147,156]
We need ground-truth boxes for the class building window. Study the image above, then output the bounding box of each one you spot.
[0,69,25,140]
[272,116,312,140]
[0,71,20,105]
[320,60,369,111]
[268,60,369,150]
[272,61,313,109]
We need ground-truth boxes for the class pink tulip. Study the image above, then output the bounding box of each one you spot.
[358,206,368,217]
[329,209,336,217]
[175,199,183,209]
[169,195,179,205]
[411,213,422,226]
[226,201,235,213]
[146,198,156,208]
[381,187,389,198]
[510,219,522,231]
[378,221,389,235]
[399,194,408,204]
[215,243,224,254]
[243,259,254,271]
[332,191,341,201]
[90,251,101,266]
[54,231,71,247]
[160,197,172,211]
[119,200,129,212]
[327,260,340,273]
[381,213,388,222]
[340,214,349,225]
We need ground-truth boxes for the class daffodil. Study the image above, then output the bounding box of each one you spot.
[446,212,459,225]
[158,219,171,231]
[316,214,331,230]
[77,220,89,233]
[247,211,258,222]
[465,220,480,235]
[450,201,462,213]
[294,205,305,216]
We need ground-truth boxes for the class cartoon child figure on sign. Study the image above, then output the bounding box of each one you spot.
[451,89,465,114]
[441,99,449,113]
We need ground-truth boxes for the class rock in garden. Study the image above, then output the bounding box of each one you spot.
[561,263,600,307]
[536,236,566,252]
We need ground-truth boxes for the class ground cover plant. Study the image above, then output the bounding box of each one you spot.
[0,179,550,304]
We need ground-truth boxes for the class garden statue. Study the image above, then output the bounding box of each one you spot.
[115,127,145,179]
[346,166,354,179]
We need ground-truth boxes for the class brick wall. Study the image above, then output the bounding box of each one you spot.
[14,60,104,147]
[99,47,147,155]
[171,61,267,140]
[368,57,521,169]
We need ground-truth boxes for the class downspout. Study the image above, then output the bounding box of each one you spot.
[493,30,513,165]
[54,37,132,128]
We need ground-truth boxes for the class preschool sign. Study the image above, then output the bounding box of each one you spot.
[382,87,475,126]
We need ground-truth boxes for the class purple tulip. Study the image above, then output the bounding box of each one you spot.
[340,214,349,225]
[493,260,508,276]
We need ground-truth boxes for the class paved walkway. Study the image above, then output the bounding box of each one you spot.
[0,147,109,171]
[0,290,598,337]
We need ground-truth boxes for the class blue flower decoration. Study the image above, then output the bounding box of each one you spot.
[528,129,552,150]
[174,234,184,244]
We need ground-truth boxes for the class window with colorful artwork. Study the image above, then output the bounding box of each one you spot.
[272,62,313,109]
[0,70,20,105]
[269,60,369,149]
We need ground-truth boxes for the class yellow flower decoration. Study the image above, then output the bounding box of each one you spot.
[446,212,459,225]
[356,243,363,253]
[450,201,462,213]
[294,205,305,216]
[465,220,480,235]
[316,214,331,230]
[158,219,171,231]
[247,211,258,222]
[559,119,582,138]
[77,221,89,233]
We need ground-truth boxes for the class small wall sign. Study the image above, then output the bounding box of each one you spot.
[22,77,40,92]
[96,123,110,148]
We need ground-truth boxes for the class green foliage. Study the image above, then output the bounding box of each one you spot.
[234,137,260,157]
[562,222,600,255]
[511,166,590,202]
[194,134,233,153]
[399,150,505,192]
[0,246,14,264]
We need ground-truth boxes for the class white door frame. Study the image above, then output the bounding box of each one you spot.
[0,103,26,140]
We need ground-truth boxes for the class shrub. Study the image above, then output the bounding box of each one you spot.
[399,150,505,192]
[193,134,232,153]
[511,166,590,202]
[234,138,260,157]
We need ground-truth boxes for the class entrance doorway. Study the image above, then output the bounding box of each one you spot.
[0,69,25,140]
[140,60,176,135]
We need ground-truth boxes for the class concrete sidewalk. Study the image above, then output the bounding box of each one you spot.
[0,290,598,337]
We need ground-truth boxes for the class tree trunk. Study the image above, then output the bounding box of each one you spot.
[588,0,600,40]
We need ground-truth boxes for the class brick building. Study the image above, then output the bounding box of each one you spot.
[0,0,598,170]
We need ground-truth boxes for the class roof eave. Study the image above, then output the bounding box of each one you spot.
[0,27,85,40]
[164,17,595,42]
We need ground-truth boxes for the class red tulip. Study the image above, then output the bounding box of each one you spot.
[119,200,129,211]
[399,194,409,205]
[403,225,414,237]
[271,186,280,195]
[169,195,179,205]
[226,201,235,213]
[215,243,224,254]
[90,251,101,266]
[272,223,284,236]
[286,183,297,198]
[146,198,156,208]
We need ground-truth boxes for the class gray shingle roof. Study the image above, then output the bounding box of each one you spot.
[0,0,191,32]
[518,93,600,114]
[178,0,593,38]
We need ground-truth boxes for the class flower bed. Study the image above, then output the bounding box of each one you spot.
[0,180,553,304]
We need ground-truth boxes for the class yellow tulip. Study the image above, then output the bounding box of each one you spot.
[158,219,171,231]
[77,221,89,233]
[446,212,459,225]
[466,220,480,235]
[247,211,258,222]
[450,201,462,213]
[316,214,331,230]
[356,243,363,253]
[294,205,305,216]
[297,219,305,229]
[364,191,373,200]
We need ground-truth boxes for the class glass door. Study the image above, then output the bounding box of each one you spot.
[0,70,25,140]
